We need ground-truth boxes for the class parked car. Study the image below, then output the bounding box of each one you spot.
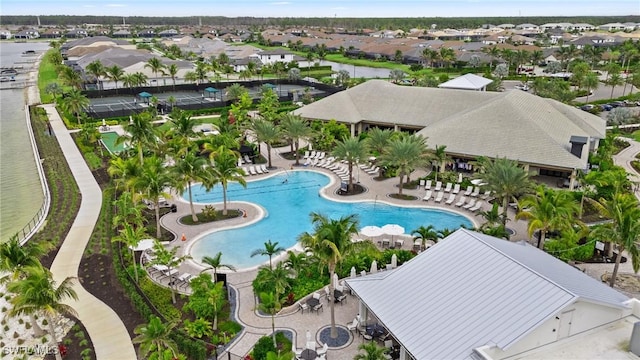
[514,84,530,91]
[580,104,595,111]
[600,104,613,111]
[611,101,626,108]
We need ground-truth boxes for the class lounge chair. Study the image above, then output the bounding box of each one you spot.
[434,191,444,203]
[347,318,359,332]
[244,155,251,164]
[434,181,442,191]
[445,193,456,205]
[470,186,481,197]
[422,190,432,201]
[303,151,310,159]
[419,179,425,187]
[463,186,473,196]
[452,183,461,194]
[480,190,492,199]
[455,196,467,207]
[365,166,379,175]
[425,180,432,190]
[249,166,257,175]
[317,152,325,160]
[241,167,249,176]
[255,165,263,174]
[261,164,269,173]
[443,182,452,192]
[317,343,329,356]
[292,344,303,358]
[463,198,477,210]
[469,200,484,212]
[309,150,317,159]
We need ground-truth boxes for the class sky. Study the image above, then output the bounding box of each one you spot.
[2,0,639,18]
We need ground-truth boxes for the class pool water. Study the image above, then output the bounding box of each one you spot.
[100,131,125,154]
[185,171,472,268]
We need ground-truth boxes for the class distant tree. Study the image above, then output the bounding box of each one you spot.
[468,54,481,68]
[493,63,509,78]
[389,69,406,83]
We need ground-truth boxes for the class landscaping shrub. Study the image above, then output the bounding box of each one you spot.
[252,336,276,360]
[139,278,182,321]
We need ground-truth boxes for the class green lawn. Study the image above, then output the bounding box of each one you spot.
[324,54,412,72]
[620,130,640,142]
[37,50,59,104]
[155,116,220,132]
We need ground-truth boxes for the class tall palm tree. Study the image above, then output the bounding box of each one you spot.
[59,66,83,89]
[477,202,505,230]
[252,119,281,169]
[60,89,89,125]
[258,292,282,347]
[431,144,449,182]
[283,250,307,276]
[167,109,199,155]
[583,72,600,103]
[145,57,165,90]
[299,212,359,338]
[112,191,145,228]
[591,193,640,287]
[106,65,124,92]
[108,156,142,193]
[122,73,138,93]
[206,146,247,215]
[482,46,501,71]
[354,341,389,360]
[119,112,158,165]
[8,267,78,360]
[112,223,148,283]
[411,225,438,250]
[331,136,369,191]
[439,47,456,68]
[477,157,533,227]
[132,156,172,239]
[379,135,429,195]
[149,240,191,303]
[85,60,105,88]
[162,63,180,90]
[172,151,207,222]
[365,127,393,156]
[516,186,580,249]
[133,316,180,360]
[201,252,237,281]
[206,281,226,331]
[606,72,624,99]
[279,114,313,166]
[251,240,285,270]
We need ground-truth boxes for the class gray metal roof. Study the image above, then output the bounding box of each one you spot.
[345,229,629,360]
[293,80,605,170]
[438,73,493,90]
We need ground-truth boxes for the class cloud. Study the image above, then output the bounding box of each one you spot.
[106,3,127,7]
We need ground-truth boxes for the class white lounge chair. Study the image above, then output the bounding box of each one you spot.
[317,343,328,356]
[317,152,325,160]
[309,150,317,159]
[241,167,249,176]
[455,196,467,207]
[463,186,473,196]
[480,190,492,199]
[434,191,444,203]
[434,181,442,191]
[419,179,425,187]
[422,190,432,201]
[469,200,484,212]
[463,198,477,210]
[445,193,456,205]
[425,180,432,190]
[347,318,359,332]
[365,166,379,175]
[261,164,269,173]
[452,183,461,194]
[303,151,310,159]
[443,182,452,192]
[470,186,481,197]
[244,155,251,163]
[249,166,257,175]
[255,165,263,174]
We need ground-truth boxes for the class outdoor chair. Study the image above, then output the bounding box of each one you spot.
[261,164,269,173]
[452,183,461,194]
[255,166,263,174]
[443,182,452,192]
[303,151,310,159]
[455,196,467,207]
[425,180,432,190]
[306,341,317,350]
[249,166,257,175]
[293,344,303,358]
[469,200,484,212]
[347,318,359,332]
[309,151,317,159]
[299,302,309,314]
[434,191,444,203]
[419,179,425,187]
[385,340,393,349]
[324,286,332,302]
[480,190,492,199]
[463,199,477,210]
[464,186,473,196]
[422,190,432,201]
[445,193,456,205]
[470,186,481,197]
[317,343,329,356]
[434,181,442,191]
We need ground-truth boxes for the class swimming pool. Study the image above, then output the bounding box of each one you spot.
[100,131,126,154]
[185,171,473,268]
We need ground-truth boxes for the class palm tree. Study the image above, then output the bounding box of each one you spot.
[477,157,533,227]
[299,212,359,338]
[226,83,247,103]
[431,144,449,182]
[280,114,313,166]
[85,60,105,88]
[133,316,180,360]
[379,135,429,195]
[606,72,624,99]
[258,292,282,347]
[206,281,226,331]
[145,57,165,90]
[365,128,393,156]
[251,240,285,270]
[59,66,83,89]
[162,63,180,90]
[332,136,369,191]
[112,223,148,283]
[167,108,199,154]
[172,151,206,222]
[149,240,191,303]
[206,146,247,215]
[477,202,505,230]
[132,156,172,239]
[583,72,600,103]
[354,341,389,360]
[122,73,138,93]
[44,82,63,104]
[112,191,145,228]
[411,225,438,250]
[252,119,281,169]
[201,252,237,281]
[119,112,157,165]
[60,89,89,125]
[283,250,307,276]
[482,46,501,71]
[108,156,142,193]
[8,267,78,360]
[106,65,124,92]
[439,47,456,68]
[591,193,640,287]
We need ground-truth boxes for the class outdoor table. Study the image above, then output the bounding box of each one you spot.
[366,324,387,339]
[334,289,344,303]
[299,349,317,360]
[306,297,320,309]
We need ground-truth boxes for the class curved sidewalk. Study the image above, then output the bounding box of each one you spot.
[614,137,640,201]
[43,104,136,360]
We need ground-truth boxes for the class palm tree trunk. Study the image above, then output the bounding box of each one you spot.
[329,268,337,338]
[188,182,197,222]
[501,197,509,227]
[46,314,63,360]
[537,230,547,249]
[267,144,273,168]
[610,85,615,99]
[348,162,353,191]
[155,204,161,239]
[138,143,144,166]
[222,186,228,215]
[294,141,300,165]
[29,314,45,337]
[609,246,623,287]
[271,313,276,347]
[131,248,139,283]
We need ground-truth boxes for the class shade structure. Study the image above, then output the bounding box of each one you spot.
[391,254,398,268]
[381,224,405,236]
[370,260,378,273]
[138,91,152,98]
[350,266,357,278]
[264,83,277,89]
[129,239,155,252]
[204,87,219,93]
[361,225,383,238]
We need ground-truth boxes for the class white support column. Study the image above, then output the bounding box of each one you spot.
[350,123,356,137]
[359,301,367,325]
[569,168,577,190]
[399,346,408,360]
[394,124,399,132]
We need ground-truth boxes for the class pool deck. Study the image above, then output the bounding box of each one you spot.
[154,142,537,359]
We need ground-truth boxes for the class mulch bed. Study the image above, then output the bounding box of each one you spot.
[44,317,95,360]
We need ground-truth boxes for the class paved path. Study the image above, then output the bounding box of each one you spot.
[43,104,136,360]
[613,137,640,201]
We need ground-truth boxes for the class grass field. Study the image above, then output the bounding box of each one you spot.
[154,116,220,132]
[37,50,59,103]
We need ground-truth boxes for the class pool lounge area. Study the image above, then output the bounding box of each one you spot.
[184,170,474,269]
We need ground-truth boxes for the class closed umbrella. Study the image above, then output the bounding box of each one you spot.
[350,266,357,278]
[370,260,378,273]
[391,254,398,268]
[333,273,340,288]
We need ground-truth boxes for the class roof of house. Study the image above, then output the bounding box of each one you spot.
[438,73,493,90]
[293,80,605,170]
[345,229,630,360]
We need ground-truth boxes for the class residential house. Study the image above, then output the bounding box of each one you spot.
[65,29,88,38]
[40,28,63,39]
[137,29,156,38]
[13,29,39,39]
[255,48,296,65]
[112,29,131,38]
[158,29,179,38]
[0,30,11,39]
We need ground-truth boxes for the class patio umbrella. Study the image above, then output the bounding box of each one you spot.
[360,225,383,238]
[382,224,405,242]
[370,260,378,273]
[350,266,357,278]
[129,239,155,252]
[391,254,398,269]
[458,173,463,183]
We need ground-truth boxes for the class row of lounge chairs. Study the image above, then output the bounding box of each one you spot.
[303,150,326,160]
[241,164,270,176]
[423,191,485,212]
[147,264,193,289]
[421,180,492,199]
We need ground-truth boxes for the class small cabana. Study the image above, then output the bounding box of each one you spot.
[137,91,153,104]
[204,87,219,100]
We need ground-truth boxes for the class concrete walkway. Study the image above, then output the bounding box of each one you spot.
[43,104,136,360]
[613,137,640,201]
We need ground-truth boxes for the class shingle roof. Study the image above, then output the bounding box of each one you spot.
[293,80,605,170]
[346,229,630,360]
